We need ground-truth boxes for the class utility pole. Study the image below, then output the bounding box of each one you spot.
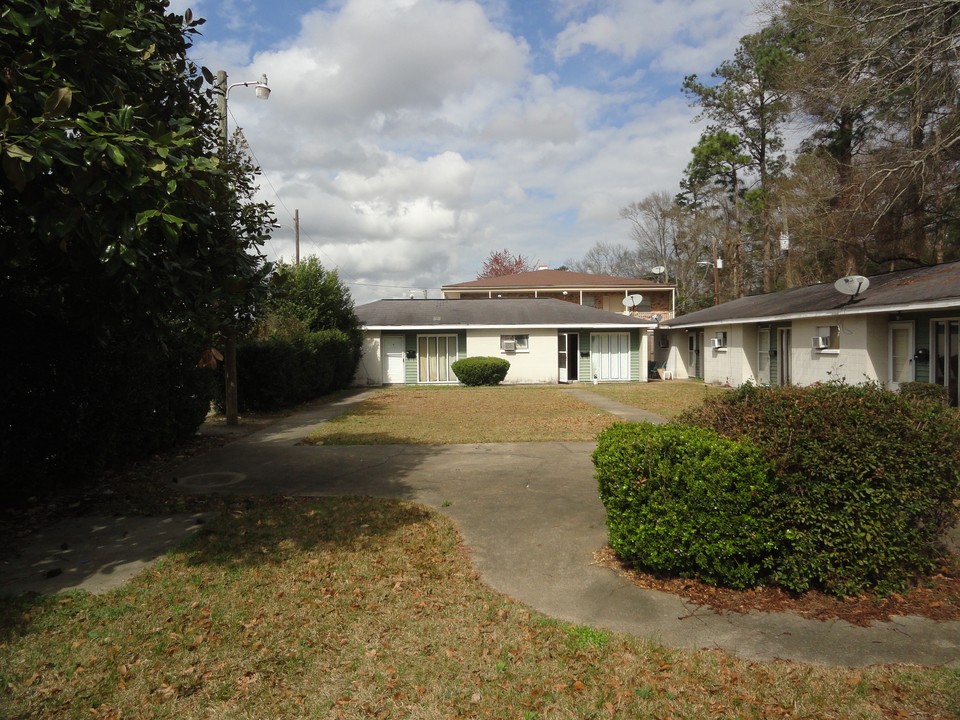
[215,70,239,427]
[294,208,300,264]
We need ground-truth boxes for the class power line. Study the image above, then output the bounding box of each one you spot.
[229,109,344,270]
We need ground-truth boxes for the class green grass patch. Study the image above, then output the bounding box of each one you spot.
[1,497,956,719]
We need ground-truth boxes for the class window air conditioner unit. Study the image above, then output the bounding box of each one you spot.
[812,336,829,349]
[503,340,517,352]
[710,338,723,349]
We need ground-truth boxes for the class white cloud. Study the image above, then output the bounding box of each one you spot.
[188,0,755,303]
[554,0,760,73]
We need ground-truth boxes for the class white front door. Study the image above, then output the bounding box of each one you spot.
[383,335,405,384]
[757,328,771,385]
[888,322,915,391]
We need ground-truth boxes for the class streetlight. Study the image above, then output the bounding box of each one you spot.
[215,70,271,426]
[697,257,723,306]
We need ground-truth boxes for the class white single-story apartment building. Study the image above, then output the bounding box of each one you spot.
[353,298,656,386]
[657,261,960,405]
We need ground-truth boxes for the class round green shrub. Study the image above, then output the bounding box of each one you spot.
[680,382,960,596]
[451,356,510,386]
[593,422,780,590]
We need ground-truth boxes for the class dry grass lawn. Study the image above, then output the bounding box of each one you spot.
[304,386,622,445]
[2,497,956,720]
[584,379,729,419]
[4,384,957,719]
[304,382,725,445]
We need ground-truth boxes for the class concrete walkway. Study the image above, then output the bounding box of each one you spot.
[3,388,958,668]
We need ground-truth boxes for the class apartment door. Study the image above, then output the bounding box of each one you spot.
[687,332,702,378]
[778,328,792,386]
[558,333,569,383]
[757,328,771,385]
[932,319,959,406]
[382,335,406,384]
[888,322,915,391]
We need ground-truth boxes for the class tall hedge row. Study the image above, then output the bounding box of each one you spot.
[1,330,213,500]
[215,330,361,412]
[594,382,960,597]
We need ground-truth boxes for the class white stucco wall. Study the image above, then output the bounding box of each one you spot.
[664,330,691,379]
[466,328,559,384]
[353,333,383,386]
[701,325,758,386]
[661,314,910,390]
[789,316,881,386]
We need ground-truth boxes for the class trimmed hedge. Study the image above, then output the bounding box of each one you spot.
[594,423,779,590]
[216,330,361,412]
[899,381,950,405]
[451,356,510,386]
[1,330,213,500]
[680,382,960,596]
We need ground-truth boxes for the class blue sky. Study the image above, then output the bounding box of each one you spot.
[172,0,761,303]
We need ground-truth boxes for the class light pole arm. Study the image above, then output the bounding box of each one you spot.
[213,69,271,426]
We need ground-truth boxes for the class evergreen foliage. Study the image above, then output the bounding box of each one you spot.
[594,423,779,590]
[0,1,275,493]
[451,357,510,386]
[594,383,960,597]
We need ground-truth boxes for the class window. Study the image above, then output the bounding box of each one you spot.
[711,331,728,349]
[814,325,840,351]
[500,334,529,352]
[418,335,458,383]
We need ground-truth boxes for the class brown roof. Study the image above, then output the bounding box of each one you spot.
[441,269,668,290]
[356,298,656,328]
[662,261,960,328]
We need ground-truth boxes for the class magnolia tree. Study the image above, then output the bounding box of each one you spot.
[0,0,275,489]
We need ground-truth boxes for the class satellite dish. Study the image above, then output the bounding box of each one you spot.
[629,294,644,306]
[651,266,666,275]
[622,297,633,308]
[834,275,870,297]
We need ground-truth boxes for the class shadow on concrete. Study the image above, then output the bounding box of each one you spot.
[0,514,210,598]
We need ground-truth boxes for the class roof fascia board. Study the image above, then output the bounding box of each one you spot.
[363,323,656,331]
[664,298,960,329]
[447,286,669,292]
